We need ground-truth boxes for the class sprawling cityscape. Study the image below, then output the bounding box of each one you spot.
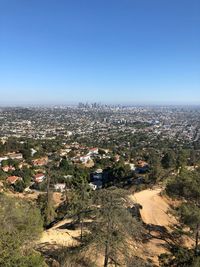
[1,0,200,266]
[1,105,200,143]
[0,104,200,266]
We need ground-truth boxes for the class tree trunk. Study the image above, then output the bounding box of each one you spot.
[195,223,199,255]
[47,173,50,203]
[46,171,52,225]
[80,218,83,241]
[64,182,68,203]
[104,241,109,267]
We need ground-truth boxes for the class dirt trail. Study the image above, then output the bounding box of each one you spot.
[38,218,105,266]
[130,188,177,265]
[39,218,80,247]
[131,188,176,228]
[38,188,177,266]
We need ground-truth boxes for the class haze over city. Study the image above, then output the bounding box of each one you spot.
[0,0,200,106]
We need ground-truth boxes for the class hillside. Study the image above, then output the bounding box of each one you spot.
[37,188,178,266]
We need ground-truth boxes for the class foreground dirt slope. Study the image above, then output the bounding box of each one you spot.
[40,219,78,246]
[132,188,176,228]
[130,188,177,265]
[38,188,176,266]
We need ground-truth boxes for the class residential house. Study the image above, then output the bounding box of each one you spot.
[7,176,22,184]
[7,152,23,160]
[54,183,66,192]
[80,155,91,164]
[92,169,103,180]
[32,157,48,166]
[135,160,149,174]
[34,173,45,183]
[88,147,99,156]
[89,180,102,190]
[2,166,15,172]
[31,148,37,157]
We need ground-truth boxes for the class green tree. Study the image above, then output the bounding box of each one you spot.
[176,149,188,171]
[166,169,200,255]
[69,181,91,241]
[159,246,200,267]
[161,151,176,169]
[0,170,7,180]
[37,166,56,227]
[0,194,46,267]
[178,203,200,255]
[14,180,26,192]
[20,147,32,160]
[86,188,142,267]
[1,159,8,167]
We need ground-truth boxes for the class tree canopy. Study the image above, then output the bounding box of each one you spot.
[0,194,46,267]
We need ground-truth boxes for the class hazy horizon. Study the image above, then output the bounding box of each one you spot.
[0,101,200,108]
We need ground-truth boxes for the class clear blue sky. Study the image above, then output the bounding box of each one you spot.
[0,0,200,105]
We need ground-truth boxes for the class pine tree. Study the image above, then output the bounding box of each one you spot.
[86,188,142,266]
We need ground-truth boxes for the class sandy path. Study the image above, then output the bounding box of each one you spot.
[130,188,177,265]
[131,188,176,228]
[40,188,174,248]
[38,188,176,266]
[39,218,80,247]
[38,218,105,266]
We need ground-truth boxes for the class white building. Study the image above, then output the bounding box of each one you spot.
[54,183,66,192]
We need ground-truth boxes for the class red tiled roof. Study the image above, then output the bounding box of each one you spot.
[7,176,21,184]
[34,173,44,178]
[90,148,98,151]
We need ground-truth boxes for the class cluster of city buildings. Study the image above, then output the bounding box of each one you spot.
[0,106,199,144]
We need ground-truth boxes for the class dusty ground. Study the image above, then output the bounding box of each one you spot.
[130,188,184,265]
[39,218,80,247]
[6,191,63,207]
[38,189,172,266]
[131,188,176,228]
[38,218,105,266]
[6,190,42,200]
[37,188,189,266]
[84,159,95,168]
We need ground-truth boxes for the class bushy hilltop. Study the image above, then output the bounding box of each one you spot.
[0,126,200,266]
